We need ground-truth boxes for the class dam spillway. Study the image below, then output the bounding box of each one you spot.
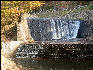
[16,17,93,60]
[27,18,81,41]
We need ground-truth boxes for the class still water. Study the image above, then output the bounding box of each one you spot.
[12,58,93,70]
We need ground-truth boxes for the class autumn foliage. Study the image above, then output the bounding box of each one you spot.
[1,1,45,28]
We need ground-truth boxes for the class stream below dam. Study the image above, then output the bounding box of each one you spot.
[12,57,93,70]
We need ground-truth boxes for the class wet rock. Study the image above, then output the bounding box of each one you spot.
[77,20,93,38]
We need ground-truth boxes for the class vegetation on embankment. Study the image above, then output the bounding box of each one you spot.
[37,5,93,18]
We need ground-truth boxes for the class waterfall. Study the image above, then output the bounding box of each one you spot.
[27,18,80,41]
[50,19,59,39]
[68,21,80,39]
[50,19,80,40]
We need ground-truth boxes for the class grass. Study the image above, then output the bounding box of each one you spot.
[37,5,93,18]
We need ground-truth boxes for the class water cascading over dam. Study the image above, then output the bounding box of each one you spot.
[16,17,93,60]
[27,18,80,41]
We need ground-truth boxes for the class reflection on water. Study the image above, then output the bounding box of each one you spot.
[13,58,93,70]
